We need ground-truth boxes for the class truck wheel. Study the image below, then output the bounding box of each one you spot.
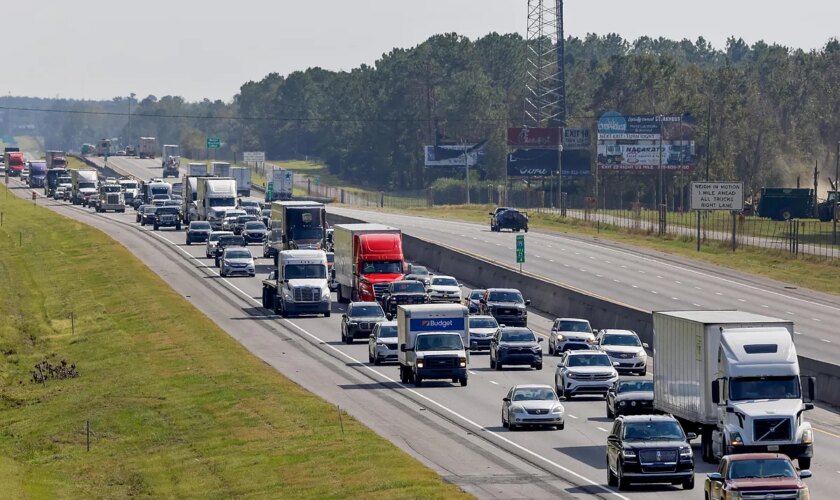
[495,360,503,371]
[534,363,543,370]
[798,457,811,470]
[324,310,330,318]
[280,302,289,318]
[682,476,694,490]
[779,208,793,221]
[414,374,423,387]
[186,239,191,245]
[459,377,467,387]
[176,224,181,231]
[154,224,159,231]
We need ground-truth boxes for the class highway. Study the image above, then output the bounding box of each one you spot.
[22,155,840,499]
[327,206,840,365]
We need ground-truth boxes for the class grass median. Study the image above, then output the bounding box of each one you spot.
[372,204,840,296]
[0,185,468,499]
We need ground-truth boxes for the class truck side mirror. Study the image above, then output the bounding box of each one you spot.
[711,379,721,405]
[802,376,816,403]
[400,344,407,352]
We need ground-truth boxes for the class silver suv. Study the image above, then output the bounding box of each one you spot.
[555,350,618,399]
[595,329,648,376]
[549,318,595,355]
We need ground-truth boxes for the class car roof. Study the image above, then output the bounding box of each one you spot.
[486,288,521,293]
[567,349,608,356]
[377,320,398,327]
[349,301,381,306]
[556,317,589,322]
[618,414,678,423]
[224,246,250,253]
[727,453,791,461]
[511,384,554,390]
[469,315,496,320]
[189,221,211,226]
[500,326,533,333]
[601,329,637,336]
[430,275,456,280]
[211,230,233,235]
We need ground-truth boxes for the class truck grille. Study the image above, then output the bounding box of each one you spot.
[425,356,457,369]
[293,287,319,302]
[107,194,120,204]
[740,490,799,500]
[373,283,389,300]
[753,418,792,442]
[395,295,425,304]
[638,449,678,464]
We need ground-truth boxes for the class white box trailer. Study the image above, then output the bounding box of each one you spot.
[138,137,157,159]
[397,304,469,387]
[211,161,231,178]
[653,310,815,468]
[187,162,208,177]
[267,167,293,201]
[231,166,251,197]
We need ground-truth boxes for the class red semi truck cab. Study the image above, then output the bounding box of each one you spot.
[5,152,25,176]
[334,223,405,303]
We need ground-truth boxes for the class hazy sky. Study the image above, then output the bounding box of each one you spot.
[9,0,839,102]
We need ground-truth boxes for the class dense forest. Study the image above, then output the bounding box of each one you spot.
[3,33,839,198]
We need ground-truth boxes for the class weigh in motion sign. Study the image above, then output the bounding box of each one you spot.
[516,235,525,263]
[690,182,744,211]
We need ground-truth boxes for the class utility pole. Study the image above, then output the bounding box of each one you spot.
[706,101,711,181]
[463,140,470,205]
[127,92,135,150]
[834,141,839,245]
[557,138,564,214]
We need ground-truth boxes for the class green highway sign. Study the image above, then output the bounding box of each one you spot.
[206,137,221,149]
[266,182,274,200]
[516,234,525,263]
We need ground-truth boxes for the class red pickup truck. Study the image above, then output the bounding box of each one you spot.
[704,453,811,500]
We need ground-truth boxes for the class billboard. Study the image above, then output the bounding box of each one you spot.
[597,144,695,171]
[597,112,696,140]
[424,143,486,168]
[507,149,591,177]
[507,127,561,148]
[563,128,591,150]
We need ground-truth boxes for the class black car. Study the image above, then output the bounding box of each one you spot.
[490,207,528,232]
[186,221,212,245]
[380,280,429,317]
[153,206,181,231]
[214,234,247,266]
[136,204,152,223]
[233,215,259,235]
[340,302,386,344]
[480,288,530,327]
[464,288,485,314]
[606,415,696,491]
[606,378,655,418]
[489,326,543,370]
[139,205,158,226]
[241,221,267,244]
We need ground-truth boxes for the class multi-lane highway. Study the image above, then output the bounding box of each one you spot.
[15,155,839,499]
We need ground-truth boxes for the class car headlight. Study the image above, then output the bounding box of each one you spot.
[510,405,526,414]
[416,359,424,368]
[679,445,692,458]
[797,487,811,500]
[802,428,813,445]
[498,345,509,350]
[550,405,563,414]
[322,290,331,301]
[459,357,467,368]
[555,334,566,341]
[348,321,357,327]
[622,449,636,459]
[636,350,647,359]
[533,344,542,351]
[730,431,744,447]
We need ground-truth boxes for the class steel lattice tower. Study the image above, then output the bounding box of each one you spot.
[524,0,566,127]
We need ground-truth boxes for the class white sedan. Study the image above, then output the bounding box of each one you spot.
[427,275,462,303]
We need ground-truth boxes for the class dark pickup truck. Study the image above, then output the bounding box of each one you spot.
[380,280,430,317]
[153,206,181,231]
[490,207,529,232]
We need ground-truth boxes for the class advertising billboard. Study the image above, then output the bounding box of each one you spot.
[507,149,591,177]
[507,127,561,148]
[597,144,695,171]
[424,143,486,168]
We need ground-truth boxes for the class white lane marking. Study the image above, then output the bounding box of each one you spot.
[495,243,502,246]
[716,292,723,296]
[650,291,658,295]
[638,270,646,274]
[597,427,609,433]
[613,279,621,283]
[547,245,553,249]
[656,275,663,279]
[671,297,679,301]
[574,252,580,255]
[787,311,795,315]
[469,371,477,375]
[536,255,542,258]
[761,304,769,308]
[490,380,499,385]
[567,414,578,419]
[795,331,803,335]
[588,256,595,260]
[674,281,682,285]
[695,286,702,290]
[549,260,555,263]
[813,318,822,322]
[564,264,570,268]
[142,229,631,499]
[579,268,586,273]
[693,303,702,307]
[620,265,627,269]
[604,261,611,264]
[631,285,639,289]
[822,339,832,343]
[596,274,603,278]
[738,298,746,303]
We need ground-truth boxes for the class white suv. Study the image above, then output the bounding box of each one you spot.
[554,350,618,399]
[595,329,648,376]
[549,318,595,355]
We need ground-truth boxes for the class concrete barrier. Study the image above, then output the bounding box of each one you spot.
[327,211,840,407]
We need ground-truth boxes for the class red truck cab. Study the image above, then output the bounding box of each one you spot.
[5,152,25,176]
[355,232,404,302]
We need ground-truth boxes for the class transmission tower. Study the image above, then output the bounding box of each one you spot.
[524,0,566,127]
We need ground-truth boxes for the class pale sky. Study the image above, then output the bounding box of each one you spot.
[8,0,839,102]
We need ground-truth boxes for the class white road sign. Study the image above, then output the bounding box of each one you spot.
[243,151,265,162]
[690,181,744,211]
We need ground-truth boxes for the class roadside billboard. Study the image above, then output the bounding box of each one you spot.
[424,143,487,168]
[597,112,696,172]
[507,149,591,177]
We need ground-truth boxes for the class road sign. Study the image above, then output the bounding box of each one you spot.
[516,235,525,263]
[690,181,744,211]
[243,151,265,162]
[206,137,221,149]
[266,182,273,200]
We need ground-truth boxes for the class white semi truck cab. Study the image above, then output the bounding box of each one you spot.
[653,310,815,469]
[261,250,331,318]
[196,177,237,229]
[397,304,469,387]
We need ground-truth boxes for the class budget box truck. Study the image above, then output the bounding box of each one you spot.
[397,304,469,387]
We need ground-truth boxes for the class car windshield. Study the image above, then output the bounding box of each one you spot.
[240,201,258,208]
[558,320,591,332]
[602,334,641,347]
[209,233,230,242]
[122,182,138,189]
[226,250,251,260]
[409,265,429,275]
[284,264,326,279]
[360,260,402,274]
[469,290,485,300]
[209,197,236,207]
[191,222,211,230]
[488,291,524,303]
[432,277,458,287]
[470,318,498,329]
[728,459,797,479]
[244,222,265,230]
[152,193,170,199]
[58,177,71,184]
[511,387,557,401]
[237,216,257,223]
[623,421,685,441]
[378,326,397,338]
[78,182,96,189]
[729,376,801,401]
[568,354,611,367]
[501,329,536,342]
[416,334,463,351]
[617,380,653,393]
[350,305,384,317]
[392,282,425,293]
[219,236,245,246]
[164,200,180,206]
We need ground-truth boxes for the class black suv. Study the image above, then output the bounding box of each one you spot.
[606,414,696,491]
[154,206,181,231]
[480,288,530,327]
[380,280,429,317]
[341,302,386,344]
[214,234,247,266]
[489,326,543,370]
[490,207,528,232]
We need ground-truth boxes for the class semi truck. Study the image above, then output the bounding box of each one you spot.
[211,161,231,178]
[196,177,237,229]
[3,151,25,176]
[397,304,469,387]
[231,166,251,197]
[652,310,815,469]
[182,169,210,222]
[28,161,47,188]
[45,168,68,196]
[70,169,99,205]
[757,188,814,221]
[187,162,208,177]
[161,144,181,178]
[261,250,331,318]
[138,137,157,159]
[264,201,326,260]
[45,150,67,170]
[266,168,294,201]
[94,183,126,213]
[117,178,140,206]
[333,223,405,303]
[141,179,172,204]
[96,139,111,157]
[817,190,838,222]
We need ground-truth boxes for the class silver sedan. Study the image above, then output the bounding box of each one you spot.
[501,384,565,430]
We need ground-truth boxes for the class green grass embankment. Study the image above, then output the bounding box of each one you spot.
[0,185,468,499]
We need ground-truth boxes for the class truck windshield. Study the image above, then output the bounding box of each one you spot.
[122,182,138,189]
[416,334,463,351]
[209,197,236,207]
[151,187,170,195]
[361,260,403,274]
[102,186,121,192]
[728,458,796,479]
[623,421,684,441]
[58,177,71,184]
[290,227,323,241]
[729,376,800,401]
[488,291,524,303]
[78,182,95,189]
[284,264,326,279]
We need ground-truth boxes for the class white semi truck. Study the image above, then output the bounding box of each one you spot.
[397,304,469,387]
[211,161,231,178]
[653,310,815,469]
[138,137,157,159]
[261,250,331,318]
[196,177,237,229]
[161,144,181,178]
[70,169,99,205]
[231,166,251,197]
[267,167,294,201]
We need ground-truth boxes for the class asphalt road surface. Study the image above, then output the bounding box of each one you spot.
[38,156,840,499]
